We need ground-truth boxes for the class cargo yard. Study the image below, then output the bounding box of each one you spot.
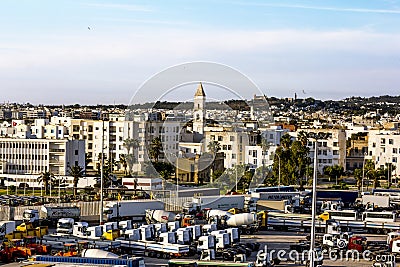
[0,187,399,267]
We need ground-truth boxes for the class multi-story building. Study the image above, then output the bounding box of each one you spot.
[296,128,347,174]
[368,130,400,178]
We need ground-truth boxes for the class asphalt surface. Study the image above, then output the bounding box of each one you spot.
[0,230,388,267]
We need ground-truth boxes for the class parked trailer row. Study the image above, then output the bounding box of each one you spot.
[265,216,400,234]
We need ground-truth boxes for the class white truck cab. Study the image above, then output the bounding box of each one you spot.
[56,218,75,234]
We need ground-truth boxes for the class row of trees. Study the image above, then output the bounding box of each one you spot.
[354,160,397,190]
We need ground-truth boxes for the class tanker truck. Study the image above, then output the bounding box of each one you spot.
[145,209,177,224]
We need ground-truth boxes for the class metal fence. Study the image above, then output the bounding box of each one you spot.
[0,196,193,221]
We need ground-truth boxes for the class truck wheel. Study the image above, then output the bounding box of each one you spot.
[162,253,168,259]
[245,229,251,235]
[376,229,382,234]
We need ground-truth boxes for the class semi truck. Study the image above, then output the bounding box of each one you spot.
[103,200,164,221]
[23,206,80,226]
[183,195,246,214]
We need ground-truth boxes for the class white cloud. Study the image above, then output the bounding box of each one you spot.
[1,28,399,103]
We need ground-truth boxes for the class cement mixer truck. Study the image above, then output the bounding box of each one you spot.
[145,209,177,224]
[206,210,258,234]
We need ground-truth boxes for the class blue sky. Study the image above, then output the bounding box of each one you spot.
[1,0,400,104]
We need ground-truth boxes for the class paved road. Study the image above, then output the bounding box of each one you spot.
[0,231,388,267]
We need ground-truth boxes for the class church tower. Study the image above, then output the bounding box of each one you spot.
[193,82,206,134]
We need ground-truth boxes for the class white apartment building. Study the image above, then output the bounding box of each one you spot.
[368,130,400,177]
[260,125,290,146]
[245,145,277,170]
[295,129,347,174]
[0,138,85,188]
[203,126,258,169]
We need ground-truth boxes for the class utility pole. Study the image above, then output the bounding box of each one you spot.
[100,118,105,225]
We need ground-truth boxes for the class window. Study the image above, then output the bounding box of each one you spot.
[389,139,394,145]
[218,136,223,141]
[333,150,339,155]
[230,136,235,141]
[393,157,398,163]
[381,138,386,144]
[373,143,376,148]
[393,148,398,154]
[252,150,257,157]
[211,135,215,141]
[253,159,257,165]
[333,142,338,147]
[75,150,78,155]
[223,145,227,150]
[227,145,232,150]
[232,154,236,159]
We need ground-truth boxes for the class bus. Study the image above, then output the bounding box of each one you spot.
[168,260,255,267]
[320,210,358,221]
[362,211,397,222]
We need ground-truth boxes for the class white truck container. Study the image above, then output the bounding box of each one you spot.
[183,195,245,213]
[205,209,232,220]
[145,209,176,224]
[24,206,80,226]
[103,200,164,221]
[362,195,390,209]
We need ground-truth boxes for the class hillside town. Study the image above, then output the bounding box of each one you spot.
[0,83,399,195]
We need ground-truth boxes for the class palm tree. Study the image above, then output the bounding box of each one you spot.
[207,140,221,183]
[123,138,139,155]
[280,134,292,149]
[119,154,128,175]
[149,137,163,162]
[207,140,221,155]
[37,171,55,195]
[68,165,85,196]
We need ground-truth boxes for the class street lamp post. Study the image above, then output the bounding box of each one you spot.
[310,138,319,267]
[362,152,367,194]
[275,153,281,191]
[99,118,105,225]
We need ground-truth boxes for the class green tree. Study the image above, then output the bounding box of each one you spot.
[149,137,163,162]
[37,171,55,195]
[119,154,128,175]
[354,168,363,192]
[207,140,221,155]
[323,165,344,183]
[272,133,310,186]
[68,165,85,196]
[123,138,139,174]
[207,140,221,182]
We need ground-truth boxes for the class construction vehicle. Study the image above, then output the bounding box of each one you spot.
[145,209,177,224]
[16,222,48,238]
[55,243,79,257]
[0,238,35,262]
[23,236,51,254]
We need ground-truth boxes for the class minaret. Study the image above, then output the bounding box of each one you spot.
[193,83,206,134]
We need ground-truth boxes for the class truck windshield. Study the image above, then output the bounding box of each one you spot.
[104,209,113,215]
[57,223,72,229]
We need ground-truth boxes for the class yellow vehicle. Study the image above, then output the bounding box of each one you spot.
[319,211,330,221]
[16,223,48,238]
[102,229,120,241]
[228,208,242,215]
[257,210,268,229]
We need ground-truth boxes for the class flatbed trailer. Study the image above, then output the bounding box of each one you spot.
[266,216,400,234]
[118,239,190,258]
[41,234,121,251]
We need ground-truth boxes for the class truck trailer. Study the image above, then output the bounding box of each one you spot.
[104,200,164,221]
